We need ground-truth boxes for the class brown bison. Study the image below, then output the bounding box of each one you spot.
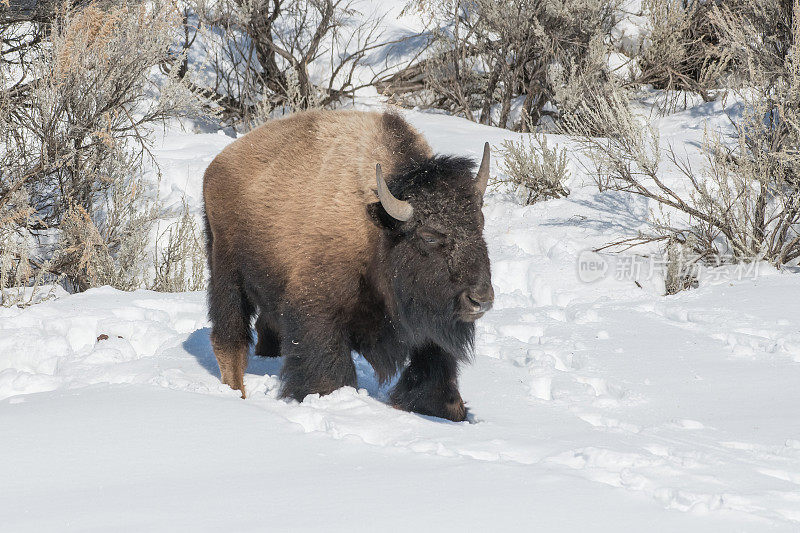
[202,109,493,421]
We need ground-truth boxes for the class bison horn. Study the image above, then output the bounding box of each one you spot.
[475,142,490,196]
[376,163,413,221]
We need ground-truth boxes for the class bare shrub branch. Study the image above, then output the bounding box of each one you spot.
[185,0,392,127]
[151,200,206,293]
[403,0,619,132]
[637,0,727,109]
[564,11,800,271]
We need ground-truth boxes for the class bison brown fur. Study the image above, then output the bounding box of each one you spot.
[202,109,493,421]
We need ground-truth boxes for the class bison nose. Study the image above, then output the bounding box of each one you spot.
[465,285,494,314]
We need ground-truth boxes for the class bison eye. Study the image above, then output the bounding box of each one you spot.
[417,229,445,246]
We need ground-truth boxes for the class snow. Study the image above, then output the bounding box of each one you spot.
[3,101,800,530]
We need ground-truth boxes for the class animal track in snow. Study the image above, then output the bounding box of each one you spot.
[497,323,545,343]
[575,412,641,433]
[529,376,553,401]
[667,419,706,430]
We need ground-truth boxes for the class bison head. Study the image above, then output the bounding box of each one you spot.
[371,144,494,351]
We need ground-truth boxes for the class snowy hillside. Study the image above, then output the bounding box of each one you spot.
[2,100,800,531]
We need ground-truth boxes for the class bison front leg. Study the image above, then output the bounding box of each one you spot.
[278,309,357,401]
[390,343,466,422]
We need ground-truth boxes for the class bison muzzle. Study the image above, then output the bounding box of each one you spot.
[202,110,493,421]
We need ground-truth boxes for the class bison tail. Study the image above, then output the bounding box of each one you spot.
[203,209,213,272]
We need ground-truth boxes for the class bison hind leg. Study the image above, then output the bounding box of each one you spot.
[254,312,281,357]
[208,259,254,398]
[211,336,249,398]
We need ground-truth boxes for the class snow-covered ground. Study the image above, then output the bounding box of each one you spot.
[3,101,800,531]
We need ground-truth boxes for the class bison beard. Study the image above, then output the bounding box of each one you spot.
[203,110,492,422]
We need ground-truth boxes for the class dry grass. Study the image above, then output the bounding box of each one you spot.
[151,200,206,293]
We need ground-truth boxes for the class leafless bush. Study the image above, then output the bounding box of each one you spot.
[710,0,795,89]
[564,32,800,269]
[0,188,58,306]
[0,0,204,293]
[496,131,570,205]
[403,0,618,132]
[634,0,796,108]
[54,176,159,291]
[183,0,391,127]
[663,238,700,294]
[637,0,725,108]
[151,200,206,293]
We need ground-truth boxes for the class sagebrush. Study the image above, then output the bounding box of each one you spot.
[0,0,205,296]
[637,0,725,107]
[496,132,570,205]
[564,0,800,268]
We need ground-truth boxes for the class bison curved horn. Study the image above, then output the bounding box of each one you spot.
[475,142,490,196]
[376,163,413,222]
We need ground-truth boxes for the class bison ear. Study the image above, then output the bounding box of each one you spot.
[367,202,404,232]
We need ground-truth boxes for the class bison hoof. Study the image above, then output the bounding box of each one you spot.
[227,384,246,399]
[221,374,246,399]
[390,385,468,422]
[444,396,467,422]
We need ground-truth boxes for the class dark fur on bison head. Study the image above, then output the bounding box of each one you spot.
[368,154,493,362]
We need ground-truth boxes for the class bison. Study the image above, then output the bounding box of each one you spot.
[202,109,493,421]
